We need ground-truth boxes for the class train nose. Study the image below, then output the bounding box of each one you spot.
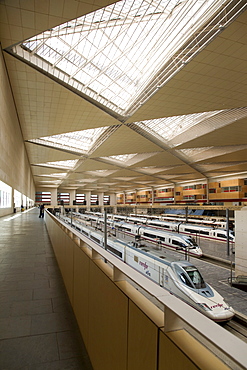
[208,308,235,322]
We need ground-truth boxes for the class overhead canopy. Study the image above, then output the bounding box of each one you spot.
[1,0,247,193]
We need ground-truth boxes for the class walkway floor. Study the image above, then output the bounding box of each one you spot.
[0,208,93,370]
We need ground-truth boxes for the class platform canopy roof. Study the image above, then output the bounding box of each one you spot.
[1,0,247,194]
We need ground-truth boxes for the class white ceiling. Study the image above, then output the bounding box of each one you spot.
[1,0,247,194]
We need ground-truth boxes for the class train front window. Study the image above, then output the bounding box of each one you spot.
[179,273,193,288]
[183,266,206,289]
[187,237,198,247]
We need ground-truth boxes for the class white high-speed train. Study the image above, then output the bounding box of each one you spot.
[62,216,235,322]
[79,215,202,257]
[80,212,235,244]
[110,221,203,257]
[145,219,235,243]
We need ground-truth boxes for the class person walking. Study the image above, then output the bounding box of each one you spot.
[39,204,45,218]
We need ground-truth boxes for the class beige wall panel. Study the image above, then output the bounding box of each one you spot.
[55,228,66,272]
[88,261,128,370]
[127,300,158,370]
[0,48,35,217]
[159,330,198,370]
[62,234,74,302]
[167,330,229,370]
[73,245,90,345]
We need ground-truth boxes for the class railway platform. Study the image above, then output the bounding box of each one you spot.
[0,208,93,369]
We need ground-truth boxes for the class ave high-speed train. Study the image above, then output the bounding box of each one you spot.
[77,214,202,257]
[62,215,235,322]
[80,212,235,244]
[109,221,203,257]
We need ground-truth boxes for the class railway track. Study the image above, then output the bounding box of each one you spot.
[222,313,247,343]
[200,254,234,270]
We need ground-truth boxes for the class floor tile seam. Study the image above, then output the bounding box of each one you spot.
[1,324,76,341]
[0,331,60,342]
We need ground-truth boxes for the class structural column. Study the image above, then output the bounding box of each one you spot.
[68,190,76,205]
[110,193,116,207]
[98,192,104,213]
[50,189,58,206]
[85,191,91,211]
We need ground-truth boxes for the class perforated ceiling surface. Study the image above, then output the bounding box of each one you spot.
[1,0,247,194]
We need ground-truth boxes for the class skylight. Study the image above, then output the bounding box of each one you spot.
[133,110,221,142]
[38,173,68,178]
[35,160,79,169]
[105,153,137,163]
[28,127,110,155]
[130,107,247,148]
[8,0,230,119]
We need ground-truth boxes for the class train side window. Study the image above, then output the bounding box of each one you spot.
[217,233,226,238]
[199,230,209,235]
[185,228,197,233]
[144,232,156,239]
[81,229,89,236]
[91,235,100,243]
[172,240,186,249]
[106,244,122,258]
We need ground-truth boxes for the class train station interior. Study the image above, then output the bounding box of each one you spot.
[1,0,247,369]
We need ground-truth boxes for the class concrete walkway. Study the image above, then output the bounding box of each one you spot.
[0,208,93,369]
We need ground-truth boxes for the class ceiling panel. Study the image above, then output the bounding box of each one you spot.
[1,1,247,193]
[90,125,163,158]
[127,11,247,123]
[176,119,247,149]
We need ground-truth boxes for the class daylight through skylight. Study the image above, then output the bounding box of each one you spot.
[29,127,110,155]
[135,110,222,142]
[36,160,79,169]
[9,0,231,118]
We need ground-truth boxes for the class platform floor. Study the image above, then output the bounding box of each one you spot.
[0,208,93,370]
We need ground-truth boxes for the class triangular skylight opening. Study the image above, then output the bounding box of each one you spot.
[7,0,235,119]
[28,127,111,155]
[132,110,222,142]
[34,160,79,170]
[36,173,68,178]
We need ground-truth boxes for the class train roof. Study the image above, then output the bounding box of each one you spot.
[141,225,195,239]
[113,237,183,266]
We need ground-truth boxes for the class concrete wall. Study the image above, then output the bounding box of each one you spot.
[0,47,35,216]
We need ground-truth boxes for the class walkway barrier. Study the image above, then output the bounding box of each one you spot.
[45,211,247,370]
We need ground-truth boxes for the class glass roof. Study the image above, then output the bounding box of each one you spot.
[38,173,68,178]
[133,110,221,142]
[10,0,228,118]
[29,127,110,154]
[35,160,78,169]
[107,153,137,162]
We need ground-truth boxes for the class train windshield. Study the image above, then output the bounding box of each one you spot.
[183,266,206,289]
[186,237,198,247]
